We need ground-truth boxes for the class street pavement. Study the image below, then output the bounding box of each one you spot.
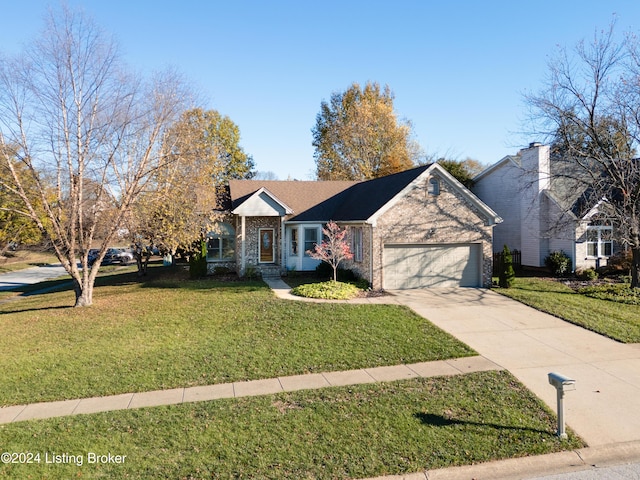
[0,264,70,291]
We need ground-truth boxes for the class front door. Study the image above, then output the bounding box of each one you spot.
[259,228,275,263]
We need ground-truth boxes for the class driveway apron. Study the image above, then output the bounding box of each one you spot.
[389,288,640,447]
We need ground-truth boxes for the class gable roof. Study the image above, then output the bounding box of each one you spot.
[474,148,608,220]
[231,187,294,216]
[228,166,431,222]
[228,179,357,221]
[473,154,521,182]
[227,163,501,225]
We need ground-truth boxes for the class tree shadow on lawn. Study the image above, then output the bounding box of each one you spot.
[414,412,551,436]
[0,268,149,313]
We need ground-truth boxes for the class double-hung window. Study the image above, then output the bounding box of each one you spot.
[586,224,613,258]
[206,223,235,261]
[303,228,318,256]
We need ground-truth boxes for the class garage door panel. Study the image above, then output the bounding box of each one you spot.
[383,244,481,289]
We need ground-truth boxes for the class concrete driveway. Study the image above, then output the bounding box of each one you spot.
[389,288,640,447]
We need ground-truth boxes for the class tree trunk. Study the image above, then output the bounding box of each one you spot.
[631,246,640,289]
[73,277,93,307]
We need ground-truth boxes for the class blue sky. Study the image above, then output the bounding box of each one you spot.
[2,1,639,180]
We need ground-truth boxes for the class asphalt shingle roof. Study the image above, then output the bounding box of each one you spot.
[227,165,431,222]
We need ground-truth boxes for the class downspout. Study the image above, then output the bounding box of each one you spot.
[369,223,374,289]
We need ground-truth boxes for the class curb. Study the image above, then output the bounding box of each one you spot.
[363,440,640,480]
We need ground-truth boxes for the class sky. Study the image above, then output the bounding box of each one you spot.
[1,1,640,180]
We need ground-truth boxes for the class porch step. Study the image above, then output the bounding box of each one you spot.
[256,265,282,279]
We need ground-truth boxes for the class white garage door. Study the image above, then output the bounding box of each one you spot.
[383,244,482,289]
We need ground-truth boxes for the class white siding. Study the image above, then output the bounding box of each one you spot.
[473,158,522,253]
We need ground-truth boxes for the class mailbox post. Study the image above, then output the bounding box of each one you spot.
[548,372,575,439]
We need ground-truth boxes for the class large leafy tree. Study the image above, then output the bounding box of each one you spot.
[312,82,419,180]
[526,22,640,287]
[437,158,484,189]
[0,6,192,306]
[128,108,255,262]
[0,147,43,252]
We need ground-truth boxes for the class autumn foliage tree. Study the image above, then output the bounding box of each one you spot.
[312,82,419,180]
[128,108,255,265]
[306,221,353,281]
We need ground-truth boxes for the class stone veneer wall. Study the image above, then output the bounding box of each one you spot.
[371,174,494,289]
[234,216,282,275]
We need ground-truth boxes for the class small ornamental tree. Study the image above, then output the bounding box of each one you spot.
[306,221,354,282]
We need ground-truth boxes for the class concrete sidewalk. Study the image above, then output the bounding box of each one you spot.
[0,356,499,424]
[268,279,640,478]
[5,278,640,479]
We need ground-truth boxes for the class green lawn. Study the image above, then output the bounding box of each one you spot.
[496,277,640,343]
[0,266,474,406]
[0,371,584,480]
[0,267,587,478]
[0,250,59,273]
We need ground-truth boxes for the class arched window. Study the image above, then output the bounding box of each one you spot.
[206,223,235,261]
[427,177,440,195]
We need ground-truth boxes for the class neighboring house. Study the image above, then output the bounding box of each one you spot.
[472,142,616,271]
[207,163,502,289]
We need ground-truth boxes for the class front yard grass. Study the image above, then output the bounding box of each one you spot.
[496,277,640,343]
[0,371,584,480]
[0,250,59,273]
[0,266,474,406]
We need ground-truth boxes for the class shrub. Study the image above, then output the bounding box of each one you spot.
[577,268,598,281]
[578,283,640,305]
[291,281,361,300]
[544,251,572,277]
[243,265,259,280]
[189,240,208,278]
[213,266,231,276]
[605,250,633,275]
[498,245,515,288]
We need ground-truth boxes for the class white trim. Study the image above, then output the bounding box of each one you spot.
[258,228,275,263]
[240,216,246,275]
[232,187,294,216]
[473,154,521,182]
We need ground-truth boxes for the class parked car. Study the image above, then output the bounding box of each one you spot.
[118,248,134,265]
[87,249,100,265]
[88,248,134,266]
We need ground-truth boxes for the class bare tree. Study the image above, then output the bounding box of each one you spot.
[526,22,640,287]
[0,6,192,305]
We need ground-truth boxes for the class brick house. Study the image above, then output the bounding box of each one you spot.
[208,163,502,289]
